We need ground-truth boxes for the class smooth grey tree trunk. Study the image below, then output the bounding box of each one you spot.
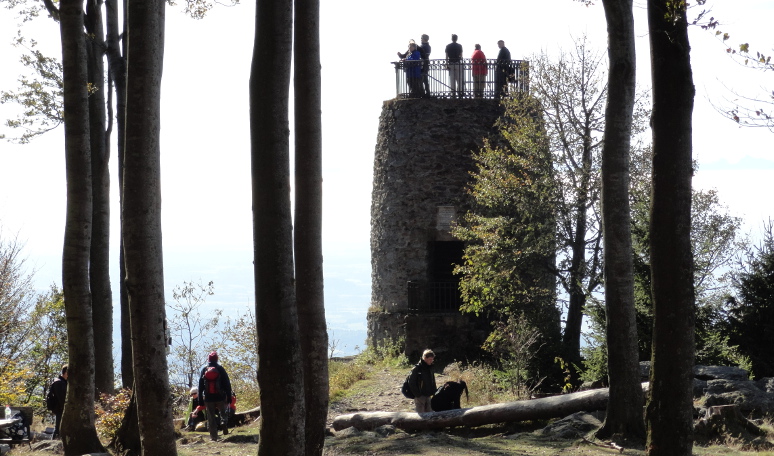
[293,0,327,454]
[596,0,646,441]
[105,0,133,393]
[84,0,115,397]
[645,0,696,454]
[58,0,106,452]
[250,0,306,454]
[123,0,176,452]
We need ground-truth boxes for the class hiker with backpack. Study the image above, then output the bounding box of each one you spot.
[197,351,233,441]
[46,364,68,439]
[408,349,437,413]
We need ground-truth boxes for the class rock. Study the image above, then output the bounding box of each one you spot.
[693,378,708,398]
[536,412,602,439]
[694,365,750,381]
[335,427,362,438]
[756,378,774,393]
[695,405,766,447]
[374,425,397,437]
[31,440,62,452]
[703,379,774,416]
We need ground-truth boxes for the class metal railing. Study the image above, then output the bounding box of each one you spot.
[393,59,529,100]
[407,281,463,313]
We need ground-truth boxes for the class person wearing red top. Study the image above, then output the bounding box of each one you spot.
[471,44,488,98]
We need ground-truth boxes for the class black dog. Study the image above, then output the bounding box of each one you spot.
[430,380,469,412]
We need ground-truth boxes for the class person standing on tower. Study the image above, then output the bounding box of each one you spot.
[471,44,488,98]
[495,39,512,99]
[420,34,432,96]
[445,34,464,98]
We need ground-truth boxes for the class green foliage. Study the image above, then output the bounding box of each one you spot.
[443,361,529,404]
[579,297,608,385]
[95,388,132,443]
[695,332,753,376]
[0,35,63,144]
[217,307,260,409]
[452,95,561,386]
[328,360,368,402]
[726,221,774,378]
[481,313,545,397]
[359,337,409,368]
[0,229,67,407]
[582,149,747,381]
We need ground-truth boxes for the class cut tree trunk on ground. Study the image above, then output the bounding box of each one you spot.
[233,406,261,426]
[332,383,649,431]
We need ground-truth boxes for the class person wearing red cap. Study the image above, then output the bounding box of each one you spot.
[197,351,233,441]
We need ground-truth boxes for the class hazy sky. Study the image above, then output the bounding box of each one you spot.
[0,0,772,354]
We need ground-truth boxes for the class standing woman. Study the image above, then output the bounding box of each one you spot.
[471,44,487,98]
[408,349,437,413]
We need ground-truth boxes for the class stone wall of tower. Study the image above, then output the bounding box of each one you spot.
[368,98,504,360]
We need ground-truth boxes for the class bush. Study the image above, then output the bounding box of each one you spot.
[357,338,409,368]
[95,388,132,442]
[443,361,526,406]
[329,360,368,401]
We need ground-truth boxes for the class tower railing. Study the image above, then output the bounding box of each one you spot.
[393,59,529,100]
[407,281,463,313]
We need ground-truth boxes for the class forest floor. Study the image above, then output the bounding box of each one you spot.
[11,365,774,456]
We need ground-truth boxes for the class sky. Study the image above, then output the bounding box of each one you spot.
[0,0,772,357]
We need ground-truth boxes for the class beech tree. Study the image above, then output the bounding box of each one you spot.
[250,0,305,453]
[531,42,605,368]
[710,34,773,131]
[122,0,177,451]
[250,0,326,451]
[3,0,115,397]
[83,0,114,396]
[294,0,328,453]
[57,0,105,451]
[596,0,645,441]
[645,0,697,454]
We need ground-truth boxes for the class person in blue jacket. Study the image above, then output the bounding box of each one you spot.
[403,42,423,98]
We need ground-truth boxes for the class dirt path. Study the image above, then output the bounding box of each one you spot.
[327,366,415,427]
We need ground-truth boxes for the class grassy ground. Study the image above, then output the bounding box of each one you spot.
[9,355,774,455]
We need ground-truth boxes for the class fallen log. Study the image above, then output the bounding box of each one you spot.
[332,382,649,432]
[233,406,261,426]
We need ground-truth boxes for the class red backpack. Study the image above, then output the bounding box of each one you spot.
[203,366,222,395]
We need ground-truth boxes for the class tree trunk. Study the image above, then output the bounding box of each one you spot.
[645,1,696,455]
[110,389,141,455]
[293,0,327,455]
[85,0,114,397]
[105,0,132,391]
[58,0,106,452]
[564,124,594,365]
[250,0,305,454]
[596,0,645,441]
[123,0,176,452]
[333,383,650,432]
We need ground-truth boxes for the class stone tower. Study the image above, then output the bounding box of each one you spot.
[368,98,506,361]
